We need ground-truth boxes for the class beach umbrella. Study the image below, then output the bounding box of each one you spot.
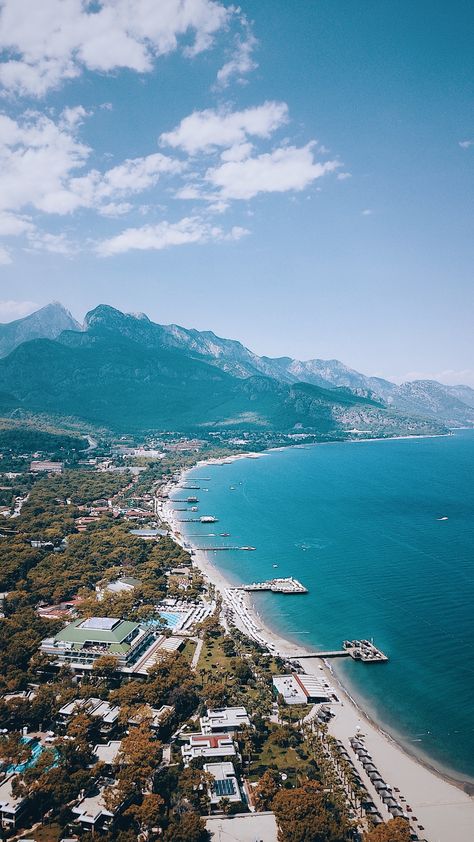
[368,772,383,782]
[383,797,397,807]
[389,806,404,817]
[363,762,377,771]
[374,781,388,792]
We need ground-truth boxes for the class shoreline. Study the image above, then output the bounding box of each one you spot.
[158,445,474,842]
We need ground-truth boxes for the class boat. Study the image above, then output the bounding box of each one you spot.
[437,516,448,521]
[220,532,230,537]
[273,564,278,568]
[240,546,256,551]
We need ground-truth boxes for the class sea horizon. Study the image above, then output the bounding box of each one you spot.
[175,429,474,784]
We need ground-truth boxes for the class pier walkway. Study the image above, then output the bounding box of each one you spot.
[288,640,388,663]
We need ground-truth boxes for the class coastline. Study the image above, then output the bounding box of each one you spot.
[158,448,474,842]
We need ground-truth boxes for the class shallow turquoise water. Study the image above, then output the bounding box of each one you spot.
[175,431,474,780]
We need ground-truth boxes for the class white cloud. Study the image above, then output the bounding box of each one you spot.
[206,142,340,200]
[0,212,34,236]
[0,246,12,265]
[220,142,254,162]
[459,140,473,149]
[0,0,230,96]
[216,25,258,88]
[0,299,38,319]
[97,215,248,256]
[361,208,373,215]
[160,101,289,154]
[337,172,352,181]
[66,152,184,214]
[0,111,90,214]
[26,231,77,255]
[0,111,181,219]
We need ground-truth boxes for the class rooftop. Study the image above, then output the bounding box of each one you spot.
[53,617,140,646]
[202,706,250,731]
[93,741,122,766]
[204,761,241,804]
[206,812,278,841]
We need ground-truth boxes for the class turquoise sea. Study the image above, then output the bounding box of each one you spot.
[175,430,474,781]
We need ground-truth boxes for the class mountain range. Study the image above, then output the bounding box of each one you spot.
[0,302,472,434]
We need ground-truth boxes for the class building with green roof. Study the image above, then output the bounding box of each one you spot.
[40,616,156,674]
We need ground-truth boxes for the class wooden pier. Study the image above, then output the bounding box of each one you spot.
[288,639,388,663]
[239,576,308,594]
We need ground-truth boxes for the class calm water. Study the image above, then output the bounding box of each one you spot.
[176,431,474,780]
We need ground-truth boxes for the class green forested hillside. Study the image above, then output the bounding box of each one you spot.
[0,330,381,433]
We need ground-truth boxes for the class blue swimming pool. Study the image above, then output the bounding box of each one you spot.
[148,611,185,629]
[6,737,58,774]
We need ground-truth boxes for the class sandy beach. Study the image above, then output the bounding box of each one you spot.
[159,455,474,842]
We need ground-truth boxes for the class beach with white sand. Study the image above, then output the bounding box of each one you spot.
[158,450,474,842]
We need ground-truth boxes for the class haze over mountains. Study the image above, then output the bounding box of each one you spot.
[0,302,472,433]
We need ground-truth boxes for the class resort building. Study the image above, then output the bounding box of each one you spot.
[30,460,63,473]
[93,741,122,771]
[200,706,251,734]
[40,617,157,674]
[0,774,28,830]
[96,577,141,599]
[57,698,120,734]
[72,779,122,832]
[203,762,241,809]
[182,733,237,764]
[272,673,333,705]
[128,704,173,732]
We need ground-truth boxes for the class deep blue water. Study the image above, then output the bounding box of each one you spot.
[174,431,474,780]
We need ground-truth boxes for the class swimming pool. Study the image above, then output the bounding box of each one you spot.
[148,611,186,630]
[6,737,58,774]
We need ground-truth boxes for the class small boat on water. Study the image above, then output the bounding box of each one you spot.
[437,516,449,521]
[241,546,256,551]
[273,564,278,568]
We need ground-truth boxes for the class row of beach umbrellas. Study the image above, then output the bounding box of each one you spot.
[349,737,405,818]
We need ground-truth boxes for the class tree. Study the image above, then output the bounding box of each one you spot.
[203,680,228,708]
[0,732,32,767]
[233,658,252,684]
[92,654,119,678]
[272,779,350,842]
[162,811,209,842]
[125,793,165,836]
[253,769,280,811]
[364,818,412,842]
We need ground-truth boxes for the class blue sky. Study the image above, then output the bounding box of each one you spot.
[0,0,472,385]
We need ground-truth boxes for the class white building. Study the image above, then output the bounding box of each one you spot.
[203,762,241,808]
[182,733,237,764]
[93,741,122,768]
[72,779,121,831]
[200,706,251,734]
[273,673,333,705]
[57,698,120,734]
[0,774,28,830]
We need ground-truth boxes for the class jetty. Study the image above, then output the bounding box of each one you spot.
[288,639,388,663]
[239,576,308,594]
[197,546,255,552]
